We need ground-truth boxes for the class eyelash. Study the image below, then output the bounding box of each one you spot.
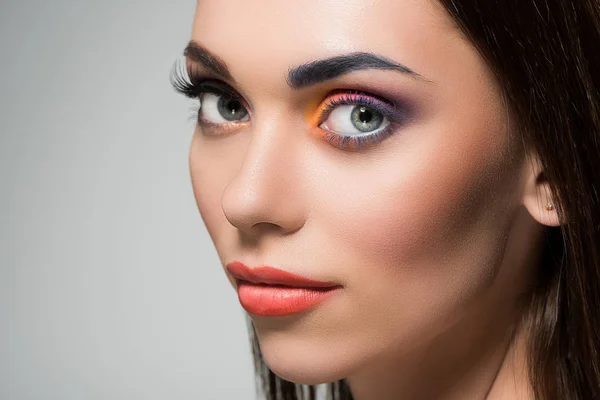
[170,60,408,150]
[170,61,247,125]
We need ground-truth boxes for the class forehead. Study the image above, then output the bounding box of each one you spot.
[191,0,467,83]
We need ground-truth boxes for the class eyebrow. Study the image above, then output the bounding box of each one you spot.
[287,52,428,88]
[183,40,430,88]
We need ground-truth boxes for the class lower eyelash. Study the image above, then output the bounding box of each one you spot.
[188,102,200,123]
[321,123,398,151]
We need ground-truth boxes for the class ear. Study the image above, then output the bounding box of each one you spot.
[521,152,561,227]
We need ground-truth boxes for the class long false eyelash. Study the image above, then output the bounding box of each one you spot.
[170,57,247,108]
[169,58,201,124]
[170,57,199,98]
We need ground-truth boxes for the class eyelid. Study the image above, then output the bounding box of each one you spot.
[325,89,395,105]
[315,90,406,125]
[195,80,241,99]
[172,60,253,114]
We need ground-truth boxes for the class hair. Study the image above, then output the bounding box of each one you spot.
[247,1,600,399]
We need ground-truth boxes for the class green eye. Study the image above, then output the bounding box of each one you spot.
[349,106,385,132]
[320,104,390,135]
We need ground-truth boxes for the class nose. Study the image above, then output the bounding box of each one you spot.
[220,116,307,238]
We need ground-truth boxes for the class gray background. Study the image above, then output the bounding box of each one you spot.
[0,1,256,398]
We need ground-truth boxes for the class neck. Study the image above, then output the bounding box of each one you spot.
[346,303,534,400]
[485,319,533,400]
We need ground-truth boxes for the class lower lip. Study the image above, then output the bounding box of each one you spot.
[236,281,340,317]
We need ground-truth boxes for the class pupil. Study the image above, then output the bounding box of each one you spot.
[359,107,372,123]
[217,95,247,121]
[228,100,240,114]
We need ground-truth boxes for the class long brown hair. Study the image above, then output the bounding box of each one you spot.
[249,1,600,398]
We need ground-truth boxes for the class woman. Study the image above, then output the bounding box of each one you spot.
[171,0,600,398]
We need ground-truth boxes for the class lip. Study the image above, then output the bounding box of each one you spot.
[226,261,341,317]
[226,261,338,288]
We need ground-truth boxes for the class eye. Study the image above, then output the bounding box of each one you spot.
[199,92,249,124]
[313,90,408,150]
[320,104,390,135]
[169,62,251,131]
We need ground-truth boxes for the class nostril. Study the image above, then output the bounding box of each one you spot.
[251,222,285,233]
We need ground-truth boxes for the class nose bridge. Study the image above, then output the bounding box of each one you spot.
[221,111,305,234]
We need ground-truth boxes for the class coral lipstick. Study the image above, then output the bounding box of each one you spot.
[226,261,341,317]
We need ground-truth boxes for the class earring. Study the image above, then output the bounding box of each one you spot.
[545,202,554,211]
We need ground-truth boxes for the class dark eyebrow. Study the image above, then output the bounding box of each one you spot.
[183,40,233,81]
[183,41,430,88]
[287,52,430,89]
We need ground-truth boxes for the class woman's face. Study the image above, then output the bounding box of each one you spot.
[187,0,539,385]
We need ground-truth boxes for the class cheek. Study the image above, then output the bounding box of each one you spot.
[188,131,244,250]
[308,117,519,338]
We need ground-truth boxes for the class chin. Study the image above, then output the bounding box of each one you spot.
[255,327,359,385]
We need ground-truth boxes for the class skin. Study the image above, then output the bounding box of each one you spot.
[185,0,560,398]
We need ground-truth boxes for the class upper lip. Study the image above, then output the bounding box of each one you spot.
[226,261,340,288]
